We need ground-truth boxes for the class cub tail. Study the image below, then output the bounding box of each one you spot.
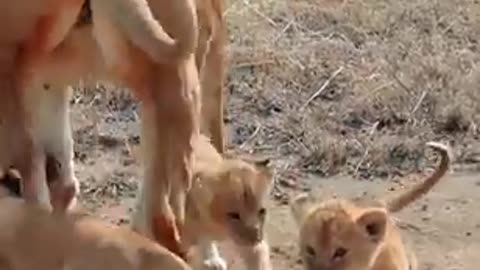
[386,141,451,213]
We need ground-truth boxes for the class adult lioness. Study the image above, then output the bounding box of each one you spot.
[290,142,451,270]
[0,0,202,258]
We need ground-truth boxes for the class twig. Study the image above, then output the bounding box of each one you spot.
[368,121,379,136]
[241,0,278,27]
[391,72,413,96]
[273,19,295,43]
[353,121,379,177]
[353,148,370,177]
[285,53,306,70]
[233,59,275,69]
[393,217,423,232]
[240,123,261,149]
[301,66,344,109]
[410,90,427,115]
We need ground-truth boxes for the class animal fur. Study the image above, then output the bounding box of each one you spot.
[0,0,226,258]
[290,141,451,270]
[132,135,274,270]
[0,182,192,270]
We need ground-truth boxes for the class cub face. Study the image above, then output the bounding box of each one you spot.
[292,195,388,270]
[208,158,273,246]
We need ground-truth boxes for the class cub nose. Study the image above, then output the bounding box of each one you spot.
[247,226,262,243]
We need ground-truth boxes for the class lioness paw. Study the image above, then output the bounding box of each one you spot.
[202,256,227,270]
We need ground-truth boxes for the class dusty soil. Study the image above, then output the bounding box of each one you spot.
[70,0,480,269]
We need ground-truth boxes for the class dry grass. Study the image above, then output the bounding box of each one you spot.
[223,0,480,182]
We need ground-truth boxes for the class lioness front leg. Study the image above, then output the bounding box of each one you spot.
[23,83,78,211]
[10,0,84,211]
[235,240,272,270]
[16,144,51,210]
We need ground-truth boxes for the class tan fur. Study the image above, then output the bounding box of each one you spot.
[0,0,226,258]
[0,188,192,270]
[133,135,273,270]
[290,142,451,270]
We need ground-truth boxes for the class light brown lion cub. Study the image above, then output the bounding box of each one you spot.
[290,141,451,270]
[133,135,274,270]
[0,184,192,270]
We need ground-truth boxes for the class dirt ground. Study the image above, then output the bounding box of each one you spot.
[70,0,480,269]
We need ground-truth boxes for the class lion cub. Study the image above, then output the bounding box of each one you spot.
[181,135,274,270]
[0,176,191,270]
[290,141,451,270]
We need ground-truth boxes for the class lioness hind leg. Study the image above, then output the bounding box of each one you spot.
[90,25,199,259]
[131,175,185,258]
[199,48,225,154]
[197,2,226,154]
[139,71,200,259]
[91,0,200,258]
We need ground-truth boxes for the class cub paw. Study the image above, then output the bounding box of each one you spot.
[202,256,227,270]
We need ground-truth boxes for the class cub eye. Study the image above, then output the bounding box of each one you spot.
[258,208,266,216]
[332,247,348,261]
[227,212,241,220]
[305,245,315,256]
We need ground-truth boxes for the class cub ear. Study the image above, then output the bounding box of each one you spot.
[356,208,388,243]
[250,156,274,193]
[290,193,314,227]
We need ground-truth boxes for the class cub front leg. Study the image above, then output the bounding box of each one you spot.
[194,239,227,270]
[235,240,272,270]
